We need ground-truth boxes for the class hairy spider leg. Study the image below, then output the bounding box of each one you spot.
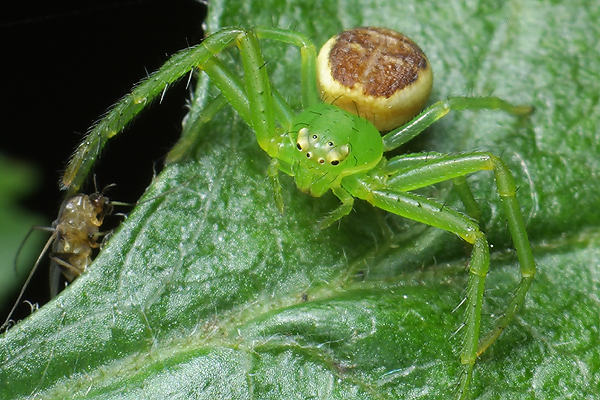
[62,27,318,197]
[382,152,536,353]
[62,29,245,194]
[382,96,532,220]
[167,55,294,162]
[168,55,296,163]
[228,27,320,157]
[341,151,536,397]
[382,96,533,151]
[380,96,532,222]
[452,175,483,221]
[165,54,293,209]
[254,27,319,108]
[369,190,485,397]
[196,25,320,130]
[167,28,320,208]
[383,153,484,221]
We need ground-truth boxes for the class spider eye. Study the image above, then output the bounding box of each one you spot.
[312,134,318,140]
[327,141,334,147]
[296,127,310,152]
[326,143,350,165]
[306,152,312,158]
[318,158,325,164]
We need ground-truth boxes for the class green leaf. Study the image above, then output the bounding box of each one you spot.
[0,155,45,308]
[1,0,599,399]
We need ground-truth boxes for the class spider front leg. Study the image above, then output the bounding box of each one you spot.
[381,152,536,351]
[343,180,490,398]
[61,27,317,194]
[197,27,318,158]
[167,48,307,164]
[61,29,245,194]
[345,150,536,396]
[196,28,320,208]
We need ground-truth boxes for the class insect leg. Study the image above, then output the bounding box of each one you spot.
[2,230,57,331]
[13,225,55,274]
[381,96,533,151]
[49,255,85,280]
[49,258,63,298]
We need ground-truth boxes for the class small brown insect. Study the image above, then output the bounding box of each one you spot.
[2,188,117,331]
[48,191,113,284]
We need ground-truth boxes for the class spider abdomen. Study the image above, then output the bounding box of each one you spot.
[317,27,433,132]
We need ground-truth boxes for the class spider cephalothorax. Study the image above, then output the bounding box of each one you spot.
[285,103,382,196]
[295,127,350,167]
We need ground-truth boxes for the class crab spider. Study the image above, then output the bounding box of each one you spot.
[61,26,536,399]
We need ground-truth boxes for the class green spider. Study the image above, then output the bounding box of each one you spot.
[61,26,536,399]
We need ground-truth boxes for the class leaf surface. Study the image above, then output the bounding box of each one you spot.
[2,0,599,399]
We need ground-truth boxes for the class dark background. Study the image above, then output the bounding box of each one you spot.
[1,0,207,323]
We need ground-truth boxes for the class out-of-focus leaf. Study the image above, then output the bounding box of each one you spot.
[0,155,44,308]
